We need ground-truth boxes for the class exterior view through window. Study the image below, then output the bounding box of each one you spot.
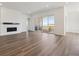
[42,16,55,32]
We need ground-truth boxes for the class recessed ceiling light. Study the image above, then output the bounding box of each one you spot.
[0,3,3,6]
[46,5,49,8]
[27,11,31,14]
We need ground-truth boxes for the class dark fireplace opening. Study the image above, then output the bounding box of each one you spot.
[7,27,17,32]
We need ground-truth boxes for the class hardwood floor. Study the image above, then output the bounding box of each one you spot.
[0,31,79,56]
[64,32,79,56]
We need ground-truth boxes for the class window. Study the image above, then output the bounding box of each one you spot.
[43,16,55,26]
[42,16,55,32]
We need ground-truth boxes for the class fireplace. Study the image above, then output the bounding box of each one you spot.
[7,27,17,32]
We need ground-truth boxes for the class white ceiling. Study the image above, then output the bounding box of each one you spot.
[1,2,65,15]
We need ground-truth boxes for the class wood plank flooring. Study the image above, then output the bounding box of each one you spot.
[0,31,79,56]
[64,32,79,56]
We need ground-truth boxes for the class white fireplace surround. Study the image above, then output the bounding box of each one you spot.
[0,7,28,36]
[0,24,20,36]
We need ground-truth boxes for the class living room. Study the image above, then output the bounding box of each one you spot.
[0,2,79,56]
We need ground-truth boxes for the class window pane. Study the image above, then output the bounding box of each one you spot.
[43,17,48,26]
[43,16,55,26]
[48,16,55,25]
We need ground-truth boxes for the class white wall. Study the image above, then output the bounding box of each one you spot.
[65,4,79,33]
[54,7,64,35]
[0,7,28,36]
[29,7,65,35]
[0,7,1,35]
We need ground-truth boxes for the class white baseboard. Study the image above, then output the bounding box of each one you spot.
[0,31,27,36]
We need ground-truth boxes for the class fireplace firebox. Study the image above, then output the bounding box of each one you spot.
[7,27,17,32]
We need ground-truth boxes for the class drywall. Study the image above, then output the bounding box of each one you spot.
[0,7,1,35]
[0,7,28,36]
[54,7,64,35]
[29,7,65,35]
[65,4,79,33]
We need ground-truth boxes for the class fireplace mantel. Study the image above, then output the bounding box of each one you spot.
[3,22,20,25]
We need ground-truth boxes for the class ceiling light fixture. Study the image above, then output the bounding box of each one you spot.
[0,3,3,6]
[46,5,49,8]
[27,11,31,14]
